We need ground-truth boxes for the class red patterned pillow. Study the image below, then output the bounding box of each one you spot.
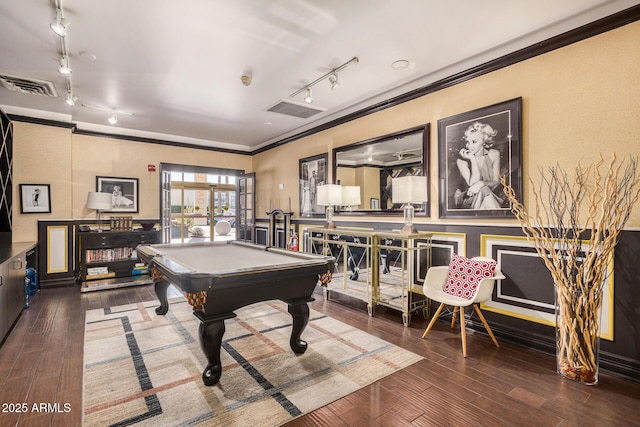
[443,254,496,300]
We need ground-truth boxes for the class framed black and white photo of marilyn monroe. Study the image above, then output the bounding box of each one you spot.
[438,97,522,219]
[96,176,139,213]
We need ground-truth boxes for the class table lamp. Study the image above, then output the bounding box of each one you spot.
[342,185,361,211]
[317,184,343,228]
[86,192,113,232]
[392,176,427,234]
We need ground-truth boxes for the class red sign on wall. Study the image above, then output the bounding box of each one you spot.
[148,164,156,172]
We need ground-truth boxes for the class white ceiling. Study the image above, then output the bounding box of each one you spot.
[0,0,637,152]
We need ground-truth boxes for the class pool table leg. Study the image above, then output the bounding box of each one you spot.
[154,279,170,315]
[199,319,225,386]
[288,302,310,353]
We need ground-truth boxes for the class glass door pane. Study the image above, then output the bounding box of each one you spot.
[236,173,255,243]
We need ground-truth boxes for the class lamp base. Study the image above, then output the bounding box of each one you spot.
[97,211,104,233]
[399,224,418,234]
[325,221,336,229]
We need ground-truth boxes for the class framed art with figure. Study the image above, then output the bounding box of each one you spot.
[96,176,139,213]
[20,184,51,214]
[438,97,522,219]
[299,153,327,217]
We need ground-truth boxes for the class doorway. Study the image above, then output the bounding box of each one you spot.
[160,165,244,244]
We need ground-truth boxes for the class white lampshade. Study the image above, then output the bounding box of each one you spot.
[317,184,343,206]
[342,186,361,207]
[86,192,112,210]
[392,176,428,204]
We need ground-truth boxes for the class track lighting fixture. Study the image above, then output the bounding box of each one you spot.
[82,104,134,125]
[51,2,78,108]
[290,57,358,102]
[328,73,339,90]
[58,57,72,75]
[65,90,77,106]
[304,88,313,104]
[50,8,69,37]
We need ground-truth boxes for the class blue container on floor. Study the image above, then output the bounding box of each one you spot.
[26,268,38,296]
[25,267,38,308]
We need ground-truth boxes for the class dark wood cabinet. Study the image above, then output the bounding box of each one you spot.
[0,242,37,342]
[78,230,161,292]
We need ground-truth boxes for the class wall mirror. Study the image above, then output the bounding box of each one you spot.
[332,124,430,215]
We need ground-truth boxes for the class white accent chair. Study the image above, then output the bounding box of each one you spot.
[421,257,505,357]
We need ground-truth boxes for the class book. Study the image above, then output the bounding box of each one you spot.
[87,266,109,275]
[86,271,116,280]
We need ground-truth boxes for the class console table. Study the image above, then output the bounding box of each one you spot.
[308,228,432,326]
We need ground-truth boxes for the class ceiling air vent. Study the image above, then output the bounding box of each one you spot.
[266,99,326,119]
[0,73,59,97]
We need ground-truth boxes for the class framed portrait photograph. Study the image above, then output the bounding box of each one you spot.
[20,184,51,214]
[299,153,327,217]
[96,176,139,213]
[438,97,522,219]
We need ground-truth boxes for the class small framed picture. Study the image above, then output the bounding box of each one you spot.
[370,198,379,210]
[299,153,328,217]
[20,184,51,214]
[96,176,139,213]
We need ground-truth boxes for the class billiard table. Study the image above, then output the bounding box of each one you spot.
[136,240,334,386]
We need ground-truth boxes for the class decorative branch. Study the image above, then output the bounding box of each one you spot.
[501,154,640,382]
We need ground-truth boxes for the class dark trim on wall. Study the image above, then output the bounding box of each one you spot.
[73,129,251,156]
[252,4,640,155]
[8,115,251,156]
[8,114,77,130]
[160,162,245,176]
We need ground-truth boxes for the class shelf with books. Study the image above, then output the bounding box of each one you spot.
[85,247,134,263]
[77,229,160,291]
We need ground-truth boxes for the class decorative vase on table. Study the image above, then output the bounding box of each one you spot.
[555,284,602,385]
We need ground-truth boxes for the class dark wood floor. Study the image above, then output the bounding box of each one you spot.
[1,285,639,427]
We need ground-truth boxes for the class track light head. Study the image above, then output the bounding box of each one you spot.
[58,57,72,75]
[65,91,77,106]
[304,88,313,104]
[50,9,69,37]
[108,112,118,125]
[329,73,339,90]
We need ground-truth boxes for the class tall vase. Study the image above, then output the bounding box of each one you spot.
[555,285,602,385]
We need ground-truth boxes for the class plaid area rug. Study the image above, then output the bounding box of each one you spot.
[83,298,422,426]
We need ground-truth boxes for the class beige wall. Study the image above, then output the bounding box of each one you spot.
[13,123,74,241]
[12,125,251,242]
[11,20,640,242]
[254,21,640,227]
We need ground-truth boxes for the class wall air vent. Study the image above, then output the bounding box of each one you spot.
[266,99,326,119]
[0,73,59,97]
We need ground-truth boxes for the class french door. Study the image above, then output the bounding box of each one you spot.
[236,173,255,243]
